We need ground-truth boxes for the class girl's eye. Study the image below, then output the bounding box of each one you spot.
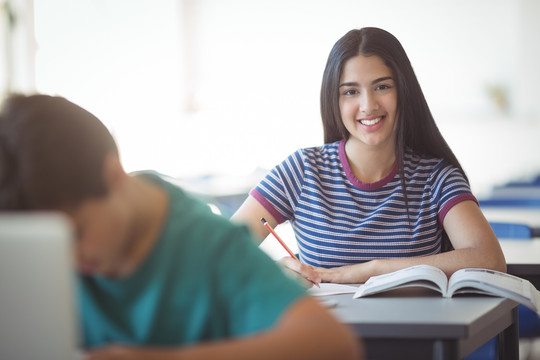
[376,84,392,91]
[343,89,358,96]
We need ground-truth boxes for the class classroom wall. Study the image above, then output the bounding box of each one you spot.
[179,0,540,196]
[11,0,540,196]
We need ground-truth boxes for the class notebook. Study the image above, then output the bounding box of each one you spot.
[0,212,80,360]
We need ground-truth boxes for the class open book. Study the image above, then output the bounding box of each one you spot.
[350,264,540,314]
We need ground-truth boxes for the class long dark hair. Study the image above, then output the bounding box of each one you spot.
[0,94,118,211]
[320,27,465,251]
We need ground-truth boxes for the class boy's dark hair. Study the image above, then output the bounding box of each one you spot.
[0,94,118,211]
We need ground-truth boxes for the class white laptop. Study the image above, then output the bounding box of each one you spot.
[0,212,80,360]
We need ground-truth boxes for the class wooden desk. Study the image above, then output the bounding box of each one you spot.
[325,289,518,360]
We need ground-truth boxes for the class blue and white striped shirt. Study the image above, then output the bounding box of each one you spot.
[251,140,477,267]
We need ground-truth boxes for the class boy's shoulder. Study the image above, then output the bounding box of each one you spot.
[135,170,217,214]
[135,170,247,239]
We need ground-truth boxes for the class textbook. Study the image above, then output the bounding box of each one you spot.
[352,264,540,314]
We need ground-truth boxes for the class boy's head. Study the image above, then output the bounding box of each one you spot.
[0,94,118,211]
[0,94,140,277]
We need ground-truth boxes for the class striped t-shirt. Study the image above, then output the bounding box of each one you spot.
[251,140,477,267]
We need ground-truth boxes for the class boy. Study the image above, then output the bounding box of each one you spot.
[0,94,361,360]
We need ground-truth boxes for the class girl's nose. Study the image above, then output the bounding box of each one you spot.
[359,91,378,113]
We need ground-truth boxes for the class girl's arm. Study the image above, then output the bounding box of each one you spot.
[318,200,507,283]
[82,296,363,360]
[231,195,322,286]
[231,195,278,245]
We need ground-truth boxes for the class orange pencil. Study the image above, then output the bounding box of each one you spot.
[260,218,320,288]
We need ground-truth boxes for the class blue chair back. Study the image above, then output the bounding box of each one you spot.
[489,222,533,239]
[479,198,540,208]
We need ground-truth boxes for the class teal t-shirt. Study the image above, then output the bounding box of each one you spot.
[78,172,305,348]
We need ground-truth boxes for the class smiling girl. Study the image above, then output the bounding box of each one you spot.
[232,27,506,285]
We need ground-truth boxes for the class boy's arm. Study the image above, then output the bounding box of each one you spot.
[82,296,362,360]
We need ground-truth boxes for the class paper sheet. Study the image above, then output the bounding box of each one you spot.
[307,283,358,296]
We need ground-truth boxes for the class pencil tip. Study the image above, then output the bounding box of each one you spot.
[260,218,266,224]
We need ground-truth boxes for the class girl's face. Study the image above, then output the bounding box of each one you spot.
[338,54,398,150]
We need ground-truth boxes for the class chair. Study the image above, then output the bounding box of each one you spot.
[499,175,540,188]
[479,174,540,207]
[479,198,540,208]
[489,221,533,239]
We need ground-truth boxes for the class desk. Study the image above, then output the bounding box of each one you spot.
[482,207,540,237]
[488,186,540,199]
[325,289,518,360]
[500,238,540,288]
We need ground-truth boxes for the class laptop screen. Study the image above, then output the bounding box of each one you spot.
[0,212,80,360]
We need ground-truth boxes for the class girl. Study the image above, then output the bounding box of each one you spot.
[232,27,506,285]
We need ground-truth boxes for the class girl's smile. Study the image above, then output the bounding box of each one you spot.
[358,115,385,132]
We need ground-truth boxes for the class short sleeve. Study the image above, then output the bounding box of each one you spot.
[251,151,306,224]
[432,165,478,223]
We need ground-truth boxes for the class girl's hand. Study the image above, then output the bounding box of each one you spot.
[316,261,376,284]
[277,256,322,288]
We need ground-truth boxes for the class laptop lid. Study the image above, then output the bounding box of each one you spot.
[0,212,80,360]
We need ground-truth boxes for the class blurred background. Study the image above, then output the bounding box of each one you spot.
[2,0,540,202]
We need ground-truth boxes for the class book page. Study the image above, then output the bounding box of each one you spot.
[449,269,530,295]
[353,264,449,298]
[448,268,540,313]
